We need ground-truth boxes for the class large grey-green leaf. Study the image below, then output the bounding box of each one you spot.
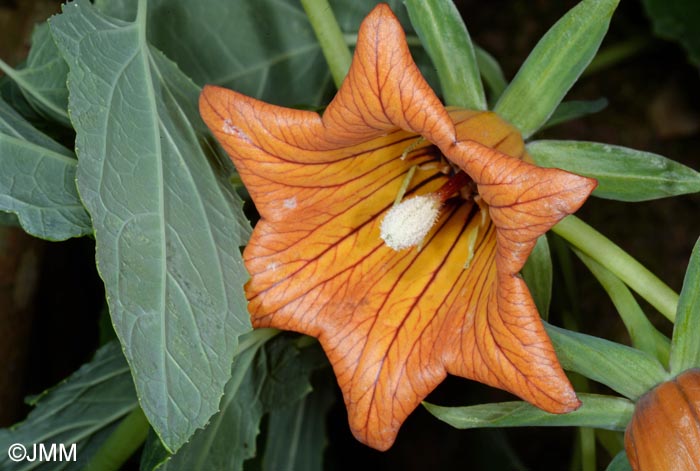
[0,23,70,126]
[0,98,90,240]
[494,0,619,138]
[0,342,138,471]
[92,0,424,108]
[262,372,335,471]
[50,0,252,452]
[143,332,324,471]
[528,140,700,201]
[425,393,633,431]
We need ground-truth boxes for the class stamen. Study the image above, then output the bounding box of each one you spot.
[463,225,479,269]
[435,171,473,203]
[380,195,441,251]
[464,196,490,269]
[394,166,417,206]
[400,137,426,160]
[381,171,478,252]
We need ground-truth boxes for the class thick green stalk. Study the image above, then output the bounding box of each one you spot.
[300,0,352,88]
[84,408,149,471]
[552,215,678,322]
[575,249,671,366]
[579,427,596,471]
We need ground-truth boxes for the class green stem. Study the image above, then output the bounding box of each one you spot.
[300,0,352,88]
[552,215,678,322]
[575,249,671,366]
[579,428,596,471]
[84,407,149,471]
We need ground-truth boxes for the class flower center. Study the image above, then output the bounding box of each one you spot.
[380,171,476,251]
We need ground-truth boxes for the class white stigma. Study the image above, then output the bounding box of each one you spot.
[380,195,442,251]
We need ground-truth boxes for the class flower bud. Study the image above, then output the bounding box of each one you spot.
[625,368,700,470]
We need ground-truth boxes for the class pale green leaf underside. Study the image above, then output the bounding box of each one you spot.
[425,393,633,431]
[50,0,252,452]
[528,140,700,201]
[0,342,137,471]
[0,98,90,240]
[149,332,318,471]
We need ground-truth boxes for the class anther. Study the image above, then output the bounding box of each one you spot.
[380,171,476,251]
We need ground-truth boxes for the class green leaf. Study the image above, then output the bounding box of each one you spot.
[541,98,608,130]
[0,342,138,470]
[0,211,20,227]
[0,98,91,240]
[494,0,619,138]
[606,451,633,471]
[146,331,324,471]
[140,430,170,471]
[528,140,700,201]
[670,237,700,375]
[474,46,507,103]
[405,0,486,110]
[545,323,669,400]
[50,0,252,452]
[522,234,552,320]
[0,23,70,126]
[84,408,150,471]
[642,0,700,67]
[575,250,670,366]
[553,215,679,323]
[93,0,424,107]
[262,372,335,471]
[425,393,633,431]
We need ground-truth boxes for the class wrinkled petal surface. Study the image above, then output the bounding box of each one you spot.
[200,3,595,450]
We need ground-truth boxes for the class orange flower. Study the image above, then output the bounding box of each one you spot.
[625,368,700,470]
[199,3,596,450]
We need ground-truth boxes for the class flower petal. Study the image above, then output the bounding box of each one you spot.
[436,139,595,413]
[449,140,598,274]
[199,3,595,450]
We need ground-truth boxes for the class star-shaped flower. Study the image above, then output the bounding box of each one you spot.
[199,3,597,450]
